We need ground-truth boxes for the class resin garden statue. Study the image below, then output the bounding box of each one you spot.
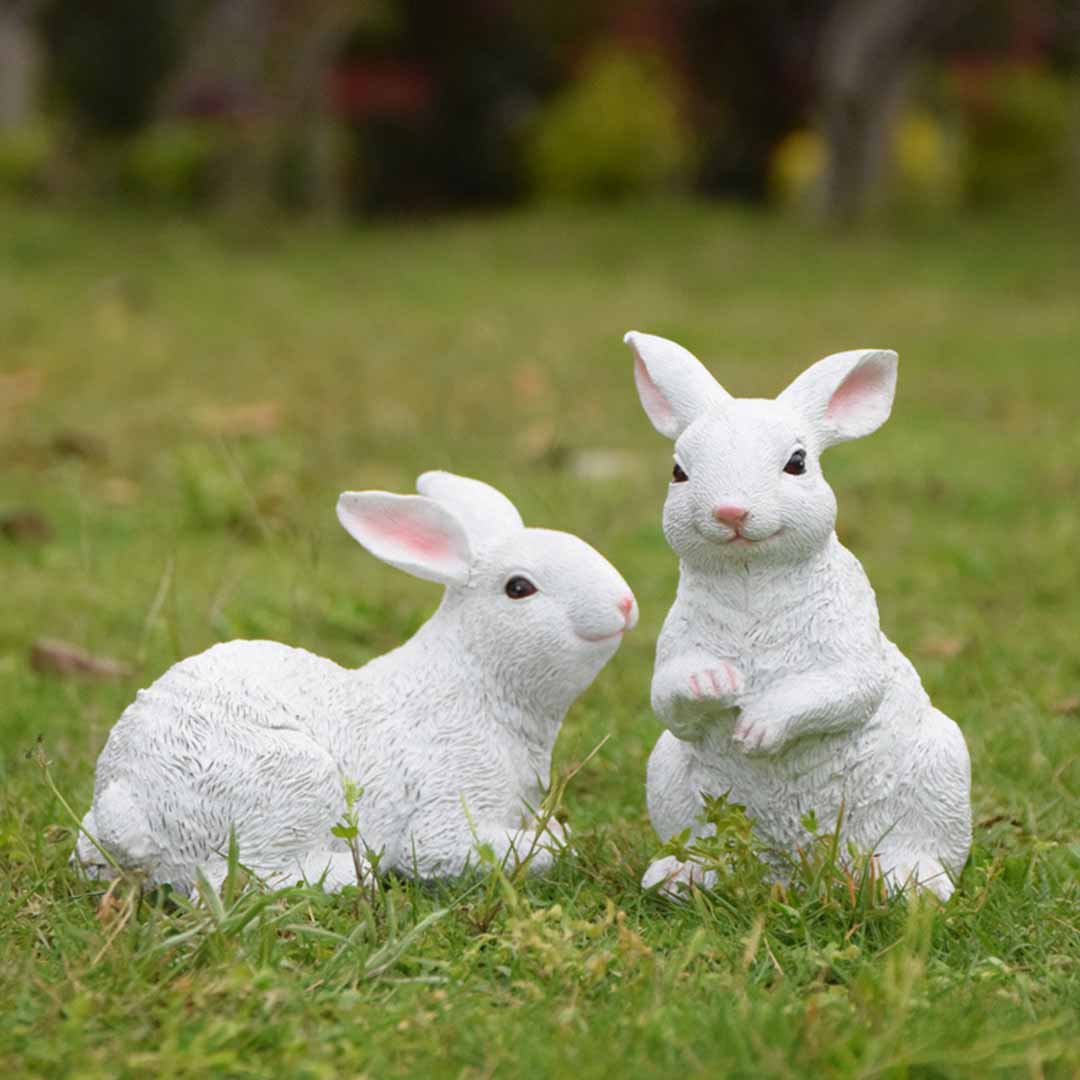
[626,331,971,900]
[74,471,638,893]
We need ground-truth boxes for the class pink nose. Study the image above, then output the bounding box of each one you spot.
[713,504,748,527]
[618,595,634,617]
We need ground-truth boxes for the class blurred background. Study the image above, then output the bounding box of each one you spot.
[1,0,1078,222]
[3,8,1080,1072]
[2,0,1079,852]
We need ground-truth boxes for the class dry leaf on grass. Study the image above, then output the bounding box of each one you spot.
[916,636,967,659]
[516,418,557,459]
[1050,695,1079,715]
[52,430,108,461]
[569,449,638,481]
[31,639,133,679]
[196,400,281,436]
[102,477,140,506]
[1,511,53,544]
[0,369,43,419]
[95,878,125,926]
[511,364,552,404]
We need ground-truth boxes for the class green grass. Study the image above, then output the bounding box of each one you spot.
[2,200,1078,1078]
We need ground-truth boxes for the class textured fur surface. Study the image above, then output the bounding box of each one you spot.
[75,472,637,894]
[627,332,971,901]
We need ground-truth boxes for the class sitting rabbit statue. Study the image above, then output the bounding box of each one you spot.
[626,332,971,901]
[74,471,638,894]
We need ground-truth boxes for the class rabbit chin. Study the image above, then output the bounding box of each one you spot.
[665,516,829,566]
[560,630,627,694]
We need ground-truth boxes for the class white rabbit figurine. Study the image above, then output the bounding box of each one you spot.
[626,332,971,901]
[74,471,638,894]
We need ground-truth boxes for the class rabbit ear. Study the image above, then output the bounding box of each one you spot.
[778,349,898,449]
[337,492,473,586]
[625,331,730,440]
[416,471,523,542]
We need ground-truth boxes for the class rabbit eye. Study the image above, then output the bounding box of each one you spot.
[784,449,807,476]
[672,462,689,483]
[505,576,538,600]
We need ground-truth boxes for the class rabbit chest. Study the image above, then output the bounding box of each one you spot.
[665,552,867,692]
[660,549,897,846]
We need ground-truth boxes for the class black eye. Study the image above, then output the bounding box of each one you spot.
[672,462,689,483]
[784,449,807,476]
[505,576,537,600]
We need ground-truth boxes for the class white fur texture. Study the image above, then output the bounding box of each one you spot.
[627,331,971,901]
[74,472,637,894]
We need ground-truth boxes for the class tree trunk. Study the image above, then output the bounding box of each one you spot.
[818,0,966,225]
[159,0,355,213]
[0,1,42,131]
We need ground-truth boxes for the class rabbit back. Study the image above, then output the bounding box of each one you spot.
[81,640,351,889]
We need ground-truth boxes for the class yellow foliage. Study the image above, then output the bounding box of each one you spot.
[769,129,827,207]
[769,111,963,211]
[528,48,694,201]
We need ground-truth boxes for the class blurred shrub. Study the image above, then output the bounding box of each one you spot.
[121,123,221,208]
[681,0,822,201]
[769,110,964,212]
[957,66,1075,205]
[274,122,351,212]
[0,123,53,197]
[527,49,693,201]
[340,9,552,213]
[891,111,966,210]
[768,130,826,208]
[42,0,183,135]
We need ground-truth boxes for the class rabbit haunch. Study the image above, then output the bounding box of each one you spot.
[74,471,637,893]
[627,331,971,901]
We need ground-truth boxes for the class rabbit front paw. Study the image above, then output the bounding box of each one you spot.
[732,706,793,756]
[654,657,745,740]
[686,661,743,707]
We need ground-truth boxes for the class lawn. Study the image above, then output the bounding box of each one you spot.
[1,199,1078,1078]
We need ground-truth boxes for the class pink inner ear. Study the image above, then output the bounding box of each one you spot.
[827,362,887,422]
[374,515,449,558]
[634,354,675,427]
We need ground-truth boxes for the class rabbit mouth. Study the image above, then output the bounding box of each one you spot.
[578,628,626,644]
[694,522,784,546]
[725,528,783,546]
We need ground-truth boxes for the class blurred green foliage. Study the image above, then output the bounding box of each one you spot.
[0,122,52,197]
[959,66,1077,205]
[1,2,1075,218]
[121,123,222,208]
[891,111,968,212]
[526,49,694,202]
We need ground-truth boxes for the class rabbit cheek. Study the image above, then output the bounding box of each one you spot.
[661,491,706,558]
[780,480,837,553]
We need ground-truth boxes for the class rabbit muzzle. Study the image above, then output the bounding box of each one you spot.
[576,592,639,643]
[692,510,783,547]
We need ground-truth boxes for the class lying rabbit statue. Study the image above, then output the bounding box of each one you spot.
[626,332,971,900]
[74,471,638,894]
